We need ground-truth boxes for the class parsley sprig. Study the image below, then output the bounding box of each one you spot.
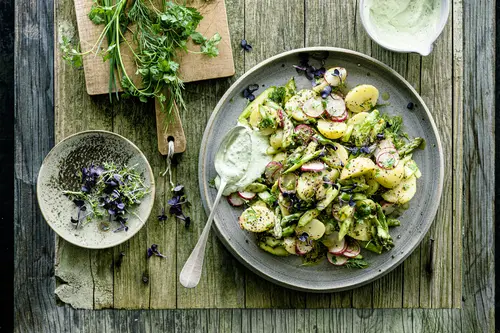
[62,0,221,120]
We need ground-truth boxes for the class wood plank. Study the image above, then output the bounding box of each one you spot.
[73,0,235,95]
[175,79,246,308]
[54,0,116,310]
[402,53,424,308]
[242,0,306,309]
[460,0,495,330]
[451,0,463,309]
[419,18,454,308]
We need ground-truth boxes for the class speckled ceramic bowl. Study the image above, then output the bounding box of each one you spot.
[37,130,155,249]
[199,47,444,292]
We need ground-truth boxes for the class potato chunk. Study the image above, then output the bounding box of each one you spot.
[345,84,379,113]
[340,157,376,180]
[373,162,405,188]
[317,119,347,139]
[382,176,417,204]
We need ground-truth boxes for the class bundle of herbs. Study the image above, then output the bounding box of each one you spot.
[63,162,150,232]
[63,0,221,119]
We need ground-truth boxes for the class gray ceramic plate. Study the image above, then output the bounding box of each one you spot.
[199,47,443,292]
[37,130,155,249]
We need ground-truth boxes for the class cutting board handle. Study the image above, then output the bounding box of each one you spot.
[155,98,186,155]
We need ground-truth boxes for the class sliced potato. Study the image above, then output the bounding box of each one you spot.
[347,111,369,126]
[340,157,376,180]
[373,162,405,188]
[382,176,417,204]
[323,144,349,168]
[345,84,379,113]
[269,129,284,150]
[348,219,372,241]
[296,218,326,240]
[317,119,347,139]
[239,206,275,232]
[297,172,322,201]
[365,175,380,196]
[283,237,298,255]
[273,152,287,164]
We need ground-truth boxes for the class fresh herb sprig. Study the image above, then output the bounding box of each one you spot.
[63,0,221,120]
[63,162,150,231]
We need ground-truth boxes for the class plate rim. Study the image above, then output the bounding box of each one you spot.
[37,129,156,249]
[199,46,444,292]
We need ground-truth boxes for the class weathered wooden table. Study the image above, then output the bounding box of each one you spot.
[15,0,495,331]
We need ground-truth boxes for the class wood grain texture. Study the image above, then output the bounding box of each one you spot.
[14,0,496,330]
[74,0,235,95]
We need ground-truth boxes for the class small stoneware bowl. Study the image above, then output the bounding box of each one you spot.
[37,130,155,249]
[359,0,450,56]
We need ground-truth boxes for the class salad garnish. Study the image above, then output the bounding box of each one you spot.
[63,162,150,231]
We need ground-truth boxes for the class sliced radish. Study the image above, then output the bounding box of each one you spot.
[283,237,297,255]
[264,161,282,183]
[327,252,348,266]
[331,110,348,122]
[343,240,361,258]
[277,109,285,127]
[228,192,245,207]
[238,191,256,200]
[381,201,396,215]
[295,240,314,255]
[378,139,396,151]
[324,231,347,254]
[294,124,315,143]
[279,173,297,194]
[301,161,325,172]
[303,97,324,118]
[324,94,346,118]
[324,67,347,87]
[376,151,399,170]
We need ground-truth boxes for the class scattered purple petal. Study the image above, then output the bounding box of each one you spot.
[240,39,252,52]
[320,85,332,99]
[147,244,167,259]
[298,232,309,242]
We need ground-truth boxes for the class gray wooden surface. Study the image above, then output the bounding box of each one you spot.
[14,0,495,331]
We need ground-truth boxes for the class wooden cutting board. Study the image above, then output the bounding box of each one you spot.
[73,0,235,153]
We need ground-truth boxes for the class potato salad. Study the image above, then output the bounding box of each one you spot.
[226,67,425,268]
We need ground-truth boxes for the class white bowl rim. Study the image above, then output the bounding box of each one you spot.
[358,0,450,56]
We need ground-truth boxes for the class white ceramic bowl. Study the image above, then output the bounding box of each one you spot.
[359,0,450,56]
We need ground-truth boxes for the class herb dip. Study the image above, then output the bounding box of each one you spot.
[216,129,272,196]
[365,0,441,52]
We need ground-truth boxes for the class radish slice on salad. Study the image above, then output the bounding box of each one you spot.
[376,151,399,170]
[323,231,347,254]
[294,124,316,143]
[238,191,256,200]
[301,161,325,172]
[343,240,361,258]
[264,161,282,183]
[331,110,348,122]
[327,252,348,266]
[277,109,285,127]
[324,67,347,87]
[303,97,325,118]
[228,192,245,207]
[295,240,314,255]
[324,94,346,118]
[279,173,297,193]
